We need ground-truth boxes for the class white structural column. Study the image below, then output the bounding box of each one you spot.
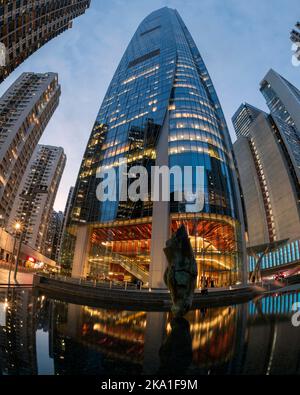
[71,224,91,279]
[150,114,170,289]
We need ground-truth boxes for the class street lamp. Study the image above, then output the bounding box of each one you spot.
[15,222,21,232]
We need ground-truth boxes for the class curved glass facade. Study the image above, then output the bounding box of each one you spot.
[62,7,244,287]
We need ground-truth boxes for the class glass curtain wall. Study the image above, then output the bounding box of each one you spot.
[62,8,243,287]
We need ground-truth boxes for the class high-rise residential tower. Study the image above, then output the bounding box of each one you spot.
[8,145,66,255]
[0,0,91,83]
[0,72,60,226]
[62,7,245,288]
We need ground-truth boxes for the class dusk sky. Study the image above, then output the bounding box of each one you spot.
[0,0,298,212]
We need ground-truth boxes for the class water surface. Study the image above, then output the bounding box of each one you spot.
[0,288,299,375]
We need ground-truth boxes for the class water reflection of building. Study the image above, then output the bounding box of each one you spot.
[43,294,300,375]
[49,303,104,375]
[238,292,300,375]
[47,300,242,375]
[48,302,145,375]
[186,307,238,370]
[1,290,300,375]
[144,307,241,375]
[0,290,37,375]
[41,290,300,376]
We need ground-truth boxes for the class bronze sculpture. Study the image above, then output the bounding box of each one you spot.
[163,225,198,317]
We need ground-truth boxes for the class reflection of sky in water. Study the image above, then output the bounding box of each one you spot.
[36,330,54,375]
[0,290,300,375]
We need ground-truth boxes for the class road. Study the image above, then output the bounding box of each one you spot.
[0,268,33,286]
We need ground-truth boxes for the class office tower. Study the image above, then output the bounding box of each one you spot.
[45,210,64,261]
[62,187,75,236]
[233,107,300,247]
[8,145,66,255]
[0,0,91,83]
[58,186,74,262]
[260,69,300,132]
[232,103,265,138]
[0,72,61,226]
[260,69,300,183]
[62,7,245,288]
[233,72,300,274]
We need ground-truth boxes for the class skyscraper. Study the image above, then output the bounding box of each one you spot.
[233,72,300,275]
[260,69,300,131]
[62,7,245,288]
[58,186,74,260]
[8,145,66,255]
[260,69,300,181]
[0,0,91,83]
[233,107,300,246]
[0,72,61,226]
[232,103,265,138]
[45,210,64,261]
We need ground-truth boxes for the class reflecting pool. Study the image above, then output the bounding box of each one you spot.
[0,289,300,375]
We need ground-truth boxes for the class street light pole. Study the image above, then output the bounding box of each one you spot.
[14,230,24,282]
[8,228,19,284]
[0,213,4,264]
[13,185,48,282]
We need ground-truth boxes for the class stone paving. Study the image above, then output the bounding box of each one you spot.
[0,268,33,286]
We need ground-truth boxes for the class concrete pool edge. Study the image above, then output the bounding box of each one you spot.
[33,274,263,311]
